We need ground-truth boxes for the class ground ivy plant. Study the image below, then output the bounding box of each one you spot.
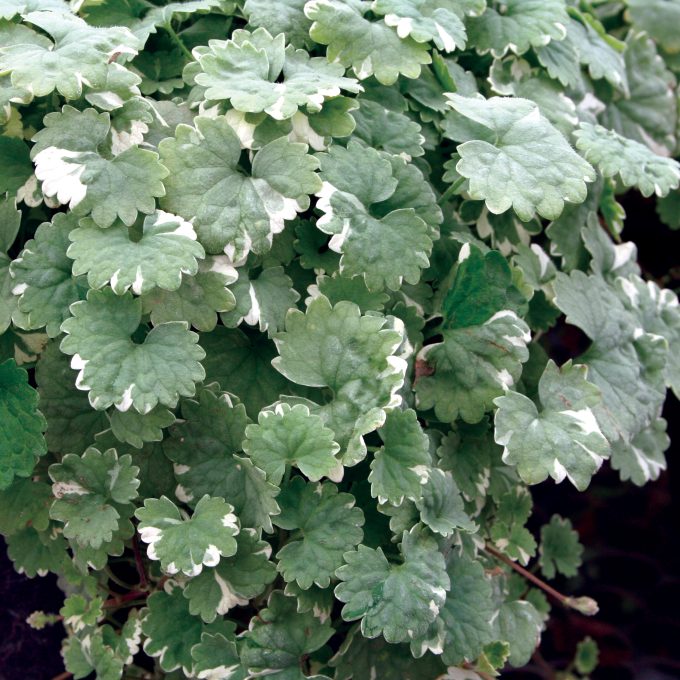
[0,1,678,678]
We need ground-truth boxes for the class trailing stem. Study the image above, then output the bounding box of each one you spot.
[484,544,599,616]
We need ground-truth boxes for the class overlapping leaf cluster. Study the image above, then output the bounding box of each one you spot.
[0,1,678,678]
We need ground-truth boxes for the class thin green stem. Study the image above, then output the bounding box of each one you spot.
[438,177,466,206]
[165,24,193,60]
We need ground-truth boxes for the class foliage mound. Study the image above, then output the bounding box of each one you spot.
[0,1,678,678]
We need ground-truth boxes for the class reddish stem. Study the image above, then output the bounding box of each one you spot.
[102,590,148,609]
[484,544,598,615]
[51,673,72,680]
[132,533,148,590]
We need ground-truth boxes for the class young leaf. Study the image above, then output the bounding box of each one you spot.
[539,514,583,579]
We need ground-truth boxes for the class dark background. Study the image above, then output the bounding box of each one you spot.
[1,195,678,680]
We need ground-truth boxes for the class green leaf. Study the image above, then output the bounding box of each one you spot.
[305,0,432,85]
[49,447,139,548]
[221,265,299,334]
[241,590,334,678]
[415,310,530,423]
[142,263,237,332]
[0,136,32,194]
[273,477,364,589]
[496,600,542,667]
[489,487,537,565]
[0,358,47,489]
[494,360,610,490]
[36,340,109,455]
[369,408,431,505]
[335,526,449,643]
[599,31,677,155]
[164,386,280,532]
[372,0,478,53]
[574,636,599,675]
[60,288,206,413]
[467,0,569,57]
[201,326,292,417]
[314,273,390,315]
[610,418,669,486]
[31,106,168,228]
[272,295,406,463]
[68,211,204,295]
[656,190,680,230]
[316,141,434,291]
[5,525,68,578]
[445,95,595,221]
[330,625,447,680]
[62,627,125,680]
[0,477,51,536]
[195,28,361,119]
[184,528,276,622]
[0,13,139,99]
[192,633,243,680]
[11,212,87,338]
[574,123,680,198]
[135,494,239,576]
[142,583,230,674]
[537,15,627,93]
[243,0,312,49]
[553,271,667,443]
[351,98,425,158]
[60,594,103,633]
[442,244,517,328]
[539,514,583,579]
[434,553,496,665]
[626,0,680,53]
[243,403,341,485]
[108,405,175,449]
[567,15,628,93]
[159,115,321,259]
[415,469,475,536]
